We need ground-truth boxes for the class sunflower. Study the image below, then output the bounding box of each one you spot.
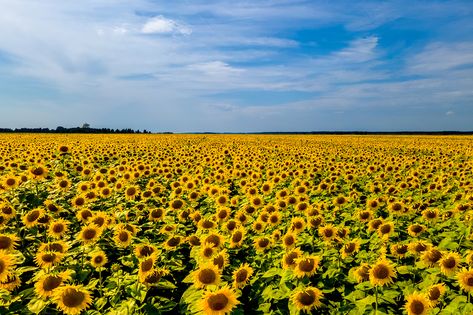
[421,248,443,267]
[200,285,239,315]
[368,218,384,232]
[212,250,228,270]
[0,203,16,220]
[29,165,48,180]
[233,263,253,288]
[319,224,337,242]
[134,244,157,259]
[53,285,92,315]
[76,208,93,223]
[200,242,217,260]
[341,239,361,259]
[353,263,370,283]
[202,233,225,249]
[291,286,323,313]
[377,222,395,239]
[124,185,140,200]
[35,270,73,298]
[216,207,231,221]
[0,251,16,282]
[78,224,102,245]
[427,283,446,305]
[404,292,430,315]
[291,217,306,234]
[193,263,221,288]
[113,228,132,248]
[357,210,373,222]
[138,255,156,282]
[0,233,18,251]
[71,195,87,208]
[39,241,69,254]
[187,235,202,247]
[281,232,297,249]
[407,224,426,237]
[439,252,462,276]
[199,218,217,230]
[254,237,271,252]
[148,208,166,222]
[89,212,109,229]
[457,269,473,293]
[408,241,431,256]
[251,220,265,233]
[333,195,348,207]
[163,235,182,251]
[390,243,409,259]
[230,228,245,248]
[293,255,320,278]
[369,259,396,286]
[2,176,18,190]
[90,251,108,269]
[268,211,282,226]
[0,274,21,291]
[169,198,185,211]
[142,268,168,286]
[35,251,63,268]
[282,248,303,270]
[22,208,44,228]
[48,219,69,239]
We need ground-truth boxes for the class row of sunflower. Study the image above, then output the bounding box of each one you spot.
[0,134,471,314]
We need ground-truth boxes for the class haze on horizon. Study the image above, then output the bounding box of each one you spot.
[1,1,472,133]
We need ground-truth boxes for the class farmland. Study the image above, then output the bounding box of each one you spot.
[0,134,472,314]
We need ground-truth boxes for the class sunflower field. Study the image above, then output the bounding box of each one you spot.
[0,134,472,315]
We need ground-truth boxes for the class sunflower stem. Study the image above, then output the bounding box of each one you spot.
[99,269,103,297]
[375,286,379,315]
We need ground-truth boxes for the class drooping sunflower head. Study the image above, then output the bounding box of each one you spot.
[232,263,253,289]
[421,248,443,267]
[0,251,16,282]
[200,285,239,315]
[282,248,303,270]
[291,286,323,313]
[193,263,221,288]
[404,292,430,315]
[353,263,370,283]
[134,244,157,259]
[390,243,409,258]
[341,239,361,259]
[142,268,168,286]
[212,250,228,270]
[0,274,21,292]
[53,285,92,315]
[369,259,396,287]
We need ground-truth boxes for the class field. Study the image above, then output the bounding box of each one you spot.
[0,134,472,315]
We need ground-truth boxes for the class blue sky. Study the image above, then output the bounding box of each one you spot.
[1,0,472,132]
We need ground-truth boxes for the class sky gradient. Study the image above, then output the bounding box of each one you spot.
[1,0,472,132]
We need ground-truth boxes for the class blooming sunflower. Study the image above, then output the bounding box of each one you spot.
[35,251,64,269]
[113,228,133,248]
[427,283,446,305]
[22,208,44,228]
[232,263,253,288]
[319,224,337,242]
[457,269,473,293]
[48,219,69,239]
[53,285,92,315]
[404,292,430,315]
[193,263,221,288]
[90,251,108,269]
[282,248,303,270]
[0,251,16,282]
[291,286,323,313]
[200,285,239,315]
[134,244,157,259]
[293,255,320,278]
[369,259,396,286]
[138,255,156,282]
[282,232,297,249]
[421,248,443,267]
[0,233,19,251]
[230,228,245,248]
[78,224,102,245]
[34,270,73,298]
[254,237,271,252]
[353,263,370,283]
[341,239,361,259]
[0,274,21,291]
[439,252,462,276]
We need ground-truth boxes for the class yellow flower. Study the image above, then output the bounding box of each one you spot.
[53,285,92,315]
[48,219,69,239]
[0,250,16,282]
[439,252,461,276]
[90,251,108,269]
[457,269,473,293]
[232,263,253,288]
[293,255,320,278]
[404,292,430,315]
[291,286,323,313]
[427,283,446,305]
[35,270,73,298]
[369,259,396,286]
[193,263,221,288]
[200,285,239,315]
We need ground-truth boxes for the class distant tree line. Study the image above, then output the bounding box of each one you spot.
[0,126,154,134]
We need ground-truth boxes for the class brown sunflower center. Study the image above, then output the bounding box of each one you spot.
[42,253,56,263]
[94,255,104,264]
[43,276,62,291]
[198,269,216,284]
[62,289,86,308]
[379,224,392,234]
[232,232,242,243]
[83,229,97,240]
[345,243,356,253]
[141,258,153,272]
[409,300,425,315]
[443,257,456,269]
[167,237,180,247]
[207,293,228,311]
[27,210,40,222]
[284,235,295,246]
[429,287,440,300]
[53,224,65,233]
[171,200,183,209]
[285,252,299,266]
[258,238,269,248]
[0,236,12,250]
[299,258,315,272]
[297,290,316,306]
[411,225,423,233]
[373,265,389,279]
[205,235,221,247]
[467,275,473,287]
[236,269,248,282]
[140,246,154,257]
[118,231,129,242]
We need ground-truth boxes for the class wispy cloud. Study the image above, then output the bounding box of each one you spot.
[141,15,192,35]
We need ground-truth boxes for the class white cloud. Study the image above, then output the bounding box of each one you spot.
[446,110,455,116]
[187,61,244,75]
[408,42,473,73]
[141,15,191,35]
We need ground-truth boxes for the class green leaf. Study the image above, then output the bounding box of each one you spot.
[27,298,49,314]
[262,267,282,278]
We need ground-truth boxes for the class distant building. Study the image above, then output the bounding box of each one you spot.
[82,123,90,129]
